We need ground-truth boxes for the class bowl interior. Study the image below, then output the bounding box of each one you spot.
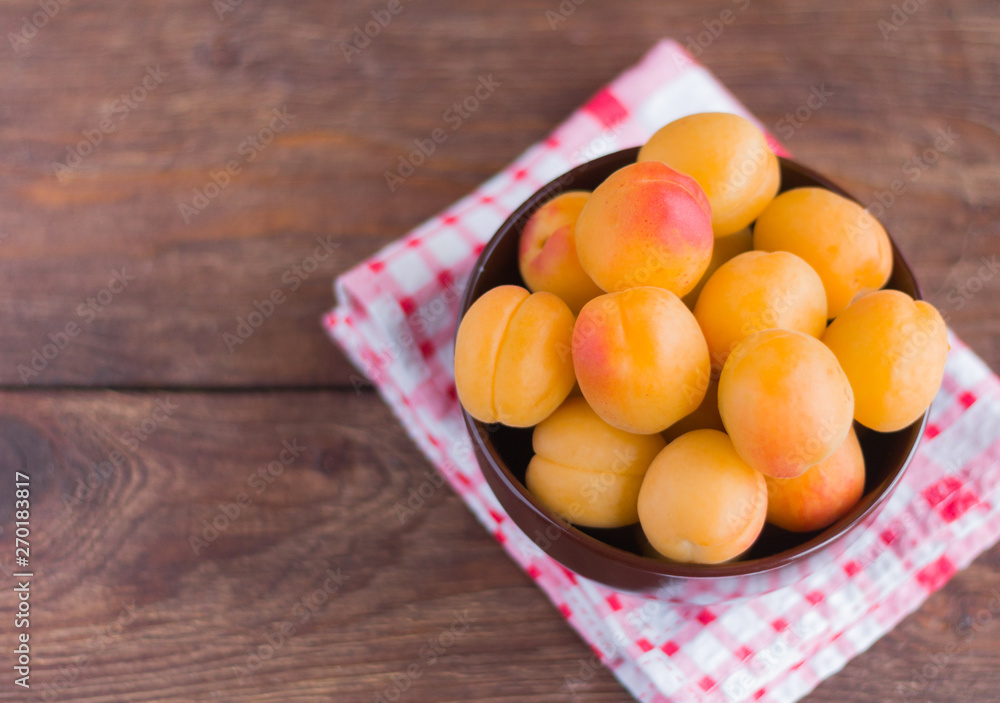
[460,147,926,576]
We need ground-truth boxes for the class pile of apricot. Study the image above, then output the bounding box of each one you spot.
[454,112,948,564]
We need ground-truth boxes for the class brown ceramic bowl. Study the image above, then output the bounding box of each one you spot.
[459,147,927,603]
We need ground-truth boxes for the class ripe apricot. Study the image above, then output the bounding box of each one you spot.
[822,290,948,432]
[638,112,780,237]
[637,429,767,564]
[526,397,666,528]
[518,191,603,313]
[719,329,854,478]
[573,287,710,434]
[754,187,893,317]
[765,426,865,532]
[454,285,575,427]
[694,250,827,369]
[574,161,713,297]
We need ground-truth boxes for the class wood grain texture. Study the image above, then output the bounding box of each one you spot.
[0,0,998,701]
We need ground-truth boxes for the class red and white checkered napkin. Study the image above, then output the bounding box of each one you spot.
[325,39,1000,703]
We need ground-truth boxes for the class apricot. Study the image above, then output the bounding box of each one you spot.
[574,161,713,297]
[681,227,753,309]
[638,112,781,237]
[518,191,604,313]
[637,429,767,564]
[765,426,865,532]
[525,397,666,528]
[754,187,893,317]
[694,250,828,370]
[822,290,948,432]
[719,329,854,478]
[573,287,710,434]
[454,285,575,427]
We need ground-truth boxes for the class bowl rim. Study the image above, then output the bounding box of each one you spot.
[459,147,928,580]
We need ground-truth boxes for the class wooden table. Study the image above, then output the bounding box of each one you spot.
[1,1,998,701]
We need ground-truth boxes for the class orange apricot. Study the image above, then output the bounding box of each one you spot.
[574,161,713,297]
[573,287,710,434]
[822,290,948,432]
[637,429,767,564]
[719,329,854,478]
[454,285,575,427]
[526,397,666,528]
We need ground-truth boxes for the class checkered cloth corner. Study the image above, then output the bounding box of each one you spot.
[325,39,1000,703]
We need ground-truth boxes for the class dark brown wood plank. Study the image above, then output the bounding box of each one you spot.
[0,390,997,702]
[0,0,998,386]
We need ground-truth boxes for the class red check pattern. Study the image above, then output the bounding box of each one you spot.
[325,40,1000,703]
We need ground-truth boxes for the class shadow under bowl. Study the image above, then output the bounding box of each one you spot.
[459,147,927,603]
